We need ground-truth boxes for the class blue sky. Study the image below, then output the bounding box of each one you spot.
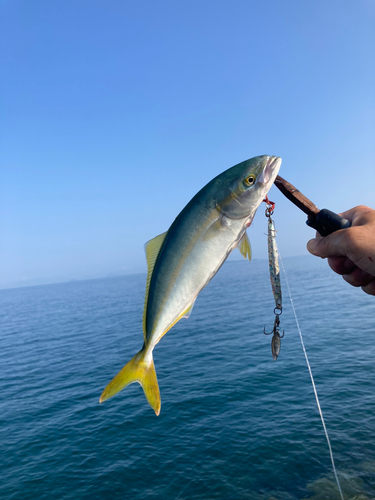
[1,0,374,289]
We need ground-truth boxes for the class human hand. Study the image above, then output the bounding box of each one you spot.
[306,206,375,296]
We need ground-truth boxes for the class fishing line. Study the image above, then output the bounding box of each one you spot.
[279,254,345,500]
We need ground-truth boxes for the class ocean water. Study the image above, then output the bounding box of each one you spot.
[1,255,374,500]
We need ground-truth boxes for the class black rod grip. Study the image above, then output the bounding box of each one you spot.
[306,209,351,236]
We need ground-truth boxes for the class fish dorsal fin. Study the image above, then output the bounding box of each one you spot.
[183,299,196,319]
[143,232,168,337]
[238,231,252,261]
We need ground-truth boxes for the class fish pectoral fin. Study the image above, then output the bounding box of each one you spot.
[238,231,252,261]
[202,217,225,241]
[143,231,168,337]
[99,347,161,416]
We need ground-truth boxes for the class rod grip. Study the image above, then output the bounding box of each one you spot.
[306,209,351,236]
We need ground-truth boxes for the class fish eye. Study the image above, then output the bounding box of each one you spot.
[244,174,256,187]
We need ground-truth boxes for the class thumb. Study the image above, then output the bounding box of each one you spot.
[307,232,346,258]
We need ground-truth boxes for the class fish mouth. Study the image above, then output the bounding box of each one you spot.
[258,156,281,184]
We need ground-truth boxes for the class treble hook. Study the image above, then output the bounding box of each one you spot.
[264,312,284,361]
[263,313,284,337]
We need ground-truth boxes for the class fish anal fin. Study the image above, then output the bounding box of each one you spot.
[155,299,197,346]
[238,231,252,261]
[183,299,195,319]
[143,232,168,337]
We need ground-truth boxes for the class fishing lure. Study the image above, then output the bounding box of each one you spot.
[263,196,284,360]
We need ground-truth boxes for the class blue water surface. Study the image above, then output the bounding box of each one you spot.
[1,256,374,500]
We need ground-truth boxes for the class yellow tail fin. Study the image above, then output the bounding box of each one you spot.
[99,348,161,416]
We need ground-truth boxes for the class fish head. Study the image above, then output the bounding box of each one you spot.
[215,155,281,219]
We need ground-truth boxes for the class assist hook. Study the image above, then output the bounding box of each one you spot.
[263,308,284,338]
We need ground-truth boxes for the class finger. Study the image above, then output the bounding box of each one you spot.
[338,206,375,226]
[327,256,356,275]
[342,268,375,288]
[361,280,375,296]
[307,228,354,259]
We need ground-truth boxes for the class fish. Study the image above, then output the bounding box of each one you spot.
[99,155,282,415]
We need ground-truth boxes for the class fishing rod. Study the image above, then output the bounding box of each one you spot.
[274,175,351,235]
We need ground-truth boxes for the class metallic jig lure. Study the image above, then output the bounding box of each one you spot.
[263,197,284,360]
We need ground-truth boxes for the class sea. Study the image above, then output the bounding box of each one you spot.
[1,255,374,500]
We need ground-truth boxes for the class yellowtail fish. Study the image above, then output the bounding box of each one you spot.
[100,155,282,414]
